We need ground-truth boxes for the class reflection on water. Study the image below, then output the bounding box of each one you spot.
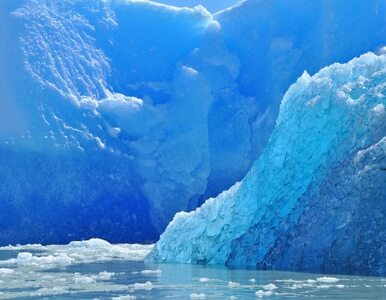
[0,241,385,299]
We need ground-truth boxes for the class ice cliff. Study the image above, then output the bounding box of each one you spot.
[1,0,386,245]
[149,52,386,276]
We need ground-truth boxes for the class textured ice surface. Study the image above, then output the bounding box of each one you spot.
[0,239,153,299]
[148,0,240,12]
[150,52,386,276]
[0,239,153,266]
[1,0,386,244]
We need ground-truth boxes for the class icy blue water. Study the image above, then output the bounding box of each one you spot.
[0,240,385,299]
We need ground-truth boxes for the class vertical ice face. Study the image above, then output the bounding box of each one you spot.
[1,0,386,245]
[149,52,386,276]
[0,0,220,243]
[215,0,386,163]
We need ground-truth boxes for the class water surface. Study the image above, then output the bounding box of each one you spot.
[0,240,384,299]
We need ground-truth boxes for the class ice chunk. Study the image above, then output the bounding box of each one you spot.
[255,290,273,297]
[132,269,162,275]
[190,293,206,299]
[0,268,15,275]
[317,277,340,283]
[130,281,153,290]
[0,239,154,269]
[112,296,136,300]
[228,281,241,288]
[149,52,386,276]
[97,271,115,280]
[261,284,277,290]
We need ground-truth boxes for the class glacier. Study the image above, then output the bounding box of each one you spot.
[1,0,386,245]
[149,52,386,276]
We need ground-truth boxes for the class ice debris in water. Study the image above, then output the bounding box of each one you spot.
[0,239,153,298]
[0,239,153,269]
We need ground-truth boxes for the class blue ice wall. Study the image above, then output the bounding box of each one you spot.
[1,0,386,245]
[215,0,386,160]
[150,52,386,276]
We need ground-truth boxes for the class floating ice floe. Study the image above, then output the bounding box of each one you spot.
[190,293,206,299]
[255,290,273,297]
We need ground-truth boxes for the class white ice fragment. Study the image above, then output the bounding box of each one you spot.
[74,275,95,284]
[131,281,153,290]
[35,287,67,296]
[190,293,206,299]
[373,103,385,113]
[255,290,273,297]
[316,276,340,283]
[97,271,114,280]
[306,279,316,283]
[228,281,241,288]
[0,268,15,275]
[316,284,332,289]
[262,283,277,290]
[132,269,162,275]
[112,295,136,300]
